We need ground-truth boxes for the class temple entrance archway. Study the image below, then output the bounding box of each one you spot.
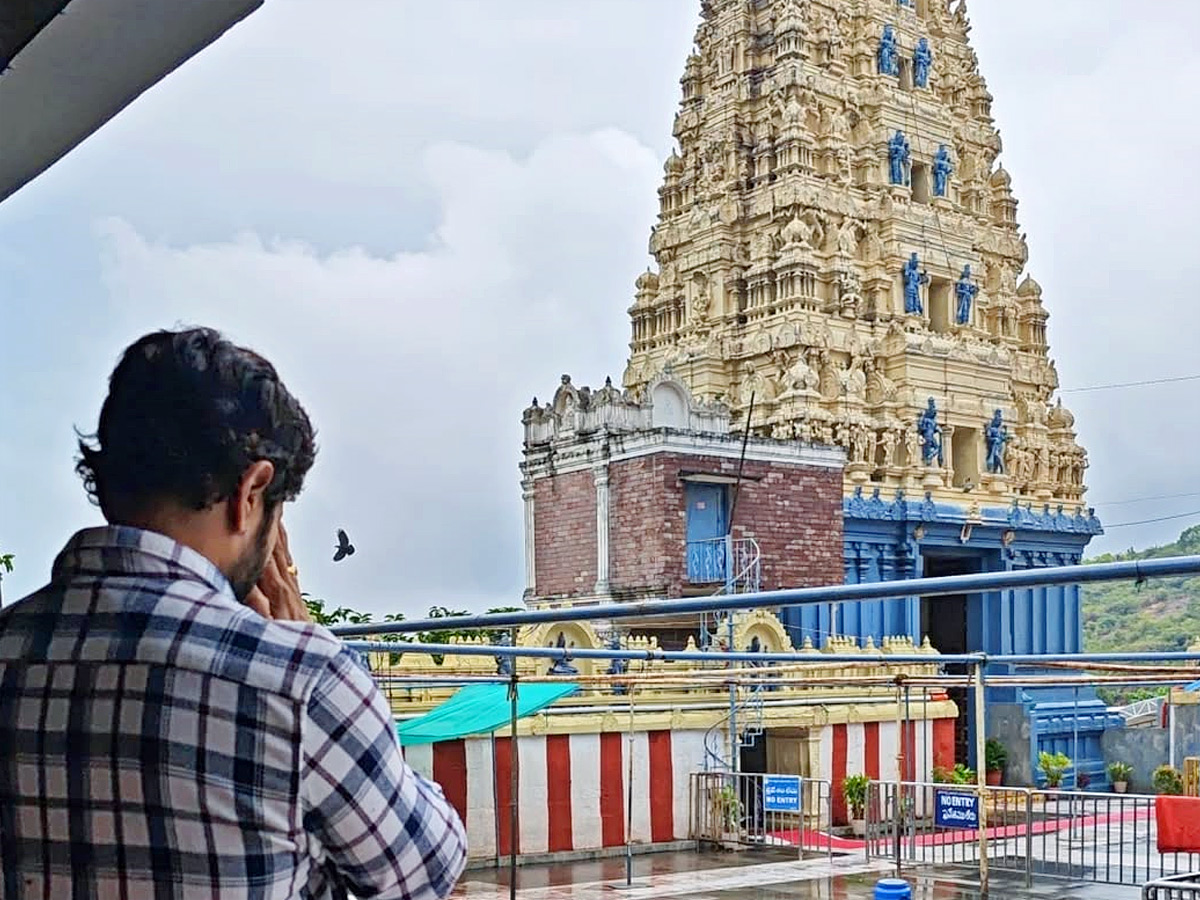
[921,553,981,766]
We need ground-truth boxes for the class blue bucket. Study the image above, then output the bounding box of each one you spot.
[874,878,912,900]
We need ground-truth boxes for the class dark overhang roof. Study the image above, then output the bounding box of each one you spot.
[0,0,263,203]
[0,0,71,72]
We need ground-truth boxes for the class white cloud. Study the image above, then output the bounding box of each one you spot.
[92,129,661,616]
[6,0,1200,604]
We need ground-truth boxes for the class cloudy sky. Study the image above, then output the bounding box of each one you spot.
[2,0,1199,615]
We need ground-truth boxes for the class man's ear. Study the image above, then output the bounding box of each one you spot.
[229,460,276,535]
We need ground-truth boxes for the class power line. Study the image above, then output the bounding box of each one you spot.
[1104,509,1200,530]
[1061,374,1200,394]
[1094,491,1200,508]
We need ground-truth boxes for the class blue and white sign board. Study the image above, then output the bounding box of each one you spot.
[934,790,979,829]
[763,776,802,813]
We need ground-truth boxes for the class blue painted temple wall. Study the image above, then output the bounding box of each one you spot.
[781,494,1098,660]
[779,492,1118,780]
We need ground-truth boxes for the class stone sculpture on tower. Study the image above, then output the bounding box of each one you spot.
[913,38,933,88]
[955,265,978,325]
[918,398,944,468]
[889,131,911,186]
[986,410,1010,475]
[878,25,900,76]
[934,145,954,197]
[903,253,928,315]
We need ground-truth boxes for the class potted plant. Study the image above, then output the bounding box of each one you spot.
[985,739,1008,787]
[843,774,870,837]
[1153,765,1184,796]
[1038,751,1071,791]
[1108,762,1133,794]
[715,784,743,842]
[933,763,976,785]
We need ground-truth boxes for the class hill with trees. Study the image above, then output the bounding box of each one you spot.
[1083,524,1200,654]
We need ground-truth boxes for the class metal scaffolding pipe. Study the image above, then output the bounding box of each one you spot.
[372,673,1198,691]
[344,639,1200,668]
[330,555,1200,638]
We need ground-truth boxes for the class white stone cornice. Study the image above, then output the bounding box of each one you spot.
[524,427,845,480]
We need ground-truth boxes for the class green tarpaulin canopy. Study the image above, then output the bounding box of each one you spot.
[396,682,578,746]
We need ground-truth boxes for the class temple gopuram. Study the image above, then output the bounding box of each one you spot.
[617,0,1098,570]
[521,0,1111,791]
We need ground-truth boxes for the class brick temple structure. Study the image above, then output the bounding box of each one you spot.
[522,372,843,626]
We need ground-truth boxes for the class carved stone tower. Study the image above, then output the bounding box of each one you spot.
[622,0,1089,511]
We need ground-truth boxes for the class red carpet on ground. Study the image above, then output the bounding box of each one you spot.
[1156,797,1200,854]
[775,805,1153,852]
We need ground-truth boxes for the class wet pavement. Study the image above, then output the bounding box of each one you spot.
[454,851,1147,899]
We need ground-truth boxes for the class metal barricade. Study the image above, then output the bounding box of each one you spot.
[866,782,984,874]
[690,771,835,861]
[1145,873,1200,900]
[999,788,1200,886]
[865,780,1200,888]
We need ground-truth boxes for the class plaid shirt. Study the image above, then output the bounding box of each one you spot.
[0,526,467,900]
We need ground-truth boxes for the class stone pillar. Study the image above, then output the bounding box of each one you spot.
[594,466,611,595]
[523,483,536,598]
[942,424,955,483]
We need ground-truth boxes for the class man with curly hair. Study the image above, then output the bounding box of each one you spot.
[0,328,467,899]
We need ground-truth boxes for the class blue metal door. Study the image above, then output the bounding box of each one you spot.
[686,483,728,583]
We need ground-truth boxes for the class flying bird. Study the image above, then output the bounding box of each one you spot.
[333,529,356,562]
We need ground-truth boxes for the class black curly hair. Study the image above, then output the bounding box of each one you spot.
[76,328,317,521]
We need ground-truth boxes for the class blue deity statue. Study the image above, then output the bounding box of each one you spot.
[913,38,933,88]
[897,0,914,7]
[748,635,764,668]
[902,252,929,315]
[955,264,979,325]
[985,410,1009,475]
[888,130,910,186]
[494,631,514,677]
[917,397,944,467]
[605,633,628,695]
[548,632,578,676]
[878,25,900,77]
[933,144,954,197]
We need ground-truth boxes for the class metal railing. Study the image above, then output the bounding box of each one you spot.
[686,536,762,593]
[701,684,765,771]
[866,781,1200,888]
[331,555,1200,639]
[1145,873,1200,900]
[1118,697,1165,727]
[690,772,836,861]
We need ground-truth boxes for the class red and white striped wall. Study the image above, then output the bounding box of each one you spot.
[821,716,957,824]
[403,730,707,859]
[402,716,955,857]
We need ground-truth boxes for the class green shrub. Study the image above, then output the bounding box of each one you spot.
[1153,765,1184,796]
[1107,762,1133,783]
[843,774,870,819]
[985,739,1008,773]
[1038,751,1071,788]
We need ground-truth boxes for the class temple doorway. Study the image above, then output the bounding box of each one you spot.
[920,553,981,766]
